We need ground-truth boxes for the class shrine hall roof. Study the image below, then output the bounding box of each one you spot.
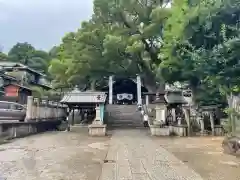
[60,87,107,104]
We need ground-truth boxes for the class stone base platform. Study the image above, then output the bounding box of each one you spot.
[88,124,106,136]
[214,125,224,136]
[150,125,170,136]
[169,125,188,137]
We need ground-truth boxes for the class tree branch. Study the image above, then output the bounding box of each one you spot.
[118,12,160,63]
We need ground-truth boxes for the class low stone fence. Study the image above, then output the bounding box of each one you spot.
[0,120,65,140]
[169,125,188,136]
[26,96,67,121]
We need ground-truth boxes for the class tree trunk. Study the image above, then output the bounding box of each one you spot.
[190,85,198,108]
[90,80,96,91]
[142,75,165,93]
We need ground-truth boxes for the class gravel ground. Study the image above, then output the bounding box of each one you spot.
[154,136,240,180]
[0,129,110,180]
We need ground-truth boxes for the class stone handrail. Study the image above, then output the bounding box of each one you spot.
[25,96,68,122]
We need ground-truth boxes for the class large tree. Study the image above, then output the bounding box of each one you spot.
[8,42,35,64]
[8,42,51,74]
[0,52,7,61]
[49,0,171,91]
[161,0,240,105]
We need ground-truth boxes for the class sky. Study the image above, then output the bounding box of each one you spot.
[0,0,93,52]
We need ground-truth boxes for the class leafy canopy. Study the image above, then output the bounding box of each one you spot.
[161,0,240,105]
[49,0,171,91]
[8,42,51,74]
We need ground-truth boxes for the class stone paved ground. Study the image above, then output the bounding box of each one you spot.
[0,129,109,180]
[1,129,239,180]
[154,136,240,180]
[100,129,204,180]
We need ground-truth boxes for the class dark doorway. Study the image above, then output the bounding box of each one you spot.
[102,78,148,104]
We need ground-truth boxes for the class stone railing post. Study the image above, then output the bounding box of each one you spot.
[41,99,47,120]
[35,98,40,121]
[33,98,39,121]
[209,111,215,135]
[172,108,176,123]
[198,116,204,134]
[26,96,34,122]
[56,103,59,119]
[49,101,54,119]
[183,106,191,136]
[39,100,44,121]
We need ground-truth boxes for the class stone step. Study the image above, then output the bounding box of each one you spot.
[106,105,143,128]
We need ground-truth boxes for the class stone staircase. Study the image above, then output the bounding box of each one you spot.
[106,105,144,129]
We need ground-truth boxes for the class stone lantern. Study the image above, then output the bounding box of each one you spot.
[149,92,169,136]
[152,92,167,126]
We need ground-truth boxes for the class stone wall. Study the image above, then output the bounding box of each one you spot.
[0,121,63,140]
[26,96,67,121]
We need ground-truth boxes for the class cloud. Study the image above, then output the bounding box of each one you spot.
[0,0,93,52]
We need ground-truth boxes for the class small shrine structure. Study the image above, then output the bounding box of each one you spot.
[60,86,107,136]
[143,89,190,136]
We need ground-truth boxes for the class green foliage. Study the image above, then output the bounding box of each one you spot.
[8,42,51,74]
[161,0,240,105]
[30,86,60,100]
[8,42,35,64]
[49,0,172,91]
[0,52,7,61]
[30,86,44,98]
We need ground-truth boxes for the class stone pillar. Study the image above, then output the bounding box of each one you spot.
[198,116,205,134]
[93,105,102,125]
[42,99,47,120]
[145,95,149,106]
[172,108,176,123]
[109,75,113,104]
[137,75,142,105]
[209,112,215,135]
[183,106,191,136]
[26,96,34,121]
[34,98,40,121]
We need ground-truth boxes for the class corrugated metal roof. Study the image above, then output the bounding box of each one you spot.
[60,87,107,104]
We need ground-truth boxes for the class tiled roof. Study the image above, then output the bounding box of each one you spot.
[60,87,107,104]
[0,62,45,76]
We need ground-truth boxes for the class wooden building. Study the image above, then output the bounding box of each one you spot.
[0,62,52,104]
